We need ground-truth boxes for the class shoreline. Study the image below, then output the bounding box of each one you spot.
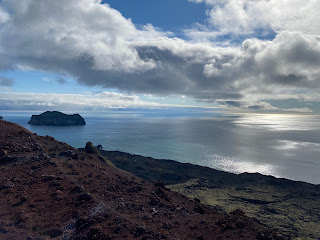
[99,149,319,186]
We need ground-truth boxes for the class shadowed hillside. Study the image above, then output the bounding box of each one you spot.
[0,121,289,240]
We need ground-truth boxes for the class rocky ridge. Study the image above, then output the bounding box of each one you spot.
[0,121,289,240]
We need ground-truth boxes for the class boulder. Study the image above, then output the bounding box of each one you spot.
[85,142,97,154]
[0,149,8,157]
[28,111,86,126]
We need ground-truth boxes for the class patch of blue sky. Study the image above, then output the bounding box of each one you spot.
[209,28,277,46]
[102,0,277,43]
[102,0,207,35]
[2,70,104,94]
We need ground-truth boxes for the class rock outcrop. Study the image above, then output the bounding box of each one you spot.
[28,111,86,126]
[0,121,290,240]
[0,116,3,120]
[85,141,98,154]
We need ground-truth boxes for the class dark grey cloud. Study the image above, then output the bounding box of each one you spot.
[0,76,14,87]
[221,101,242,108]
[56,76,67,84]
[0,0,319,111]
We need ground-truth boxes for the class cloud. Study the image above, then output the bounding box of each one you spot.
[0,6,9,24]
[0,0,160,73]
[188,0,320,36]
[56,77,67,84]
[0,91,190,111]
[0,0,319,112]
[42,76,67,84]
[0,76,14,87]
[0,91,309,113]
[218,100,313,113]
[203,31,320,96]
[41,77,51,83]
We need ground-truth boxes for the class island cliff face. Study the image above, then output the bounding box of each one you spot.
[0,121,289,240]
[28,111,86,126]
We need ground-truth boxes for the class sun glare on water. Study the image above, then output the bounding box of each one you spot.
[233,113,320,131]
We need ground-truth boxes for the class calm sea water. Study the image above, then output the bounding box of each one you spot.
[1,110,320,184]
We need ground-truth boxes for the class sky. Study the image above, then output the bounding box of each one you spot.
[0,0,320,113]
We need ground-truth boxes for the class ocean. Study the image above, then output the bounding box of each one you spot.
[1,110,320,184]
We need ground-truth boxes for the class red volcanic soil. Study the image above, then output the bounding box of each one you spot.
[0,120,289,240]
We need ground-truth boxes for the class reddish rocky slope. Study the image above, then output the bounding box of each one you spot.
[0,121,289,240]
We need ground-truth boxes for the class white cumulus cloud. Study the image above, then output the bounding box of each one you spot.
[188,0,320,35]
[0,0,319,112]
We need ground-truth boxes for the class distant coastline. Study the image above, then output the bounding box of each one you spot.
[98,149,320,187]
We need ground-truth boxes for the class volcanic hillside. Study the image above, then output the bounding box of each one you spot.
[0,120,289,240]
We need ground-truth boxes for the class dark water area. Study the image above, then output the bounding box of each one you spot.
[1,110,320,184]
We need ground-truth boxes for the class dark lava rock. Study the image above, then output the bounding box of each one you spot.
[149,196,160,206]
[75,218,95,232]
[0,149,8,157]
[40,174,57,182]
[44,229,62,238]
[71,186,84,194]
[162,223,172,230]
[85,228,111,240]
[76,193,94,204]
[0,180,15,190]
[194,206,206,214]
[134,225,147,237]
[154,181,166,188]
[59,150,79,159]
[28,111,86,126]
[85,142,98,154]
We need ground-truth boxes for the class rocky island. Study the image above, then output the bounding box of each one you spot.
[0,121,289,239]
[0,116,3,120]
[28,111,86,126]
